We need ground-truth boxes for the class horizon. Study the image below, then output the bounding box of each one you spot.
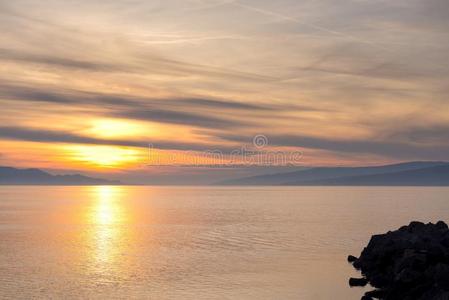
[2,160,449,186]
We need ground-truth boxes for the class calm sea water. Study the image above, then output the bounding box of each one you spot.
[1,186,449,299]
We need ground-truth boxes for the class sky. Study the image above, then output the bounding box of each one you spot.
[1,0,449,184]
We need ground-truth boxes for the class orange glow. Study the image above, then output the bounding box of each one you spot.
[84,119,152,139]
[65,145,143,168]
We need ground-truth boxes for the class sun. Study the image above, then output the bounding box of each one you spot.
[85,119,152,139]
[66,145,143,168]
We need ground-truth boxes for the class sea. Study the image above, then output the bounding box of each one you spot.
[1,186,448,299]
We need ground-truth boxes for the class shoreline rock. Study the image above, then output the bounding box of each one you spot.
[349,277,368,287]
[348,221,449,300]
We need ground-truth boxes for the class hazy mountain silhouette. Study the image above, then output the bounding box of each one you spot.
[219,161,449,186]
[286,165,449,186]
[0,166,120,185]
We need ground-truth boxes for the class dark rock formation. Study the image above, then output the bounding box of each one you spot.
[349,221,449,300]
[348,255,358,262]
[349,277,368,287]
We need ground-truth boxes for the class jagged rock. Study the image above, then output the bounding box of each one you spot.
[349,277,368,287]
[348,255,358,262]
[365,289,386,298]
[349,221,449,300]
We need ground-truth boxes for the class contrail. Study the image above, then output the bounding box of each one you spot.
[187,0,237,11]
[230,1,389,51]
[139,34,249,45]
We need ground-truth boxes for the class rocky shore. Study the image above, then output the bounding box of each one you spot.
[348,221,449,300]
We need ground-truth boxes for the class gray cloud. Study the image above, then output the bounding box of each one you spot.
[0,82,138,107]
[386,125,449,145]
[0,80,275,109]
[0,126,145,148]
[0,48,124,71]
[0,82,258,128]
[115,109,245,129]
[0,126,237,153]
[0,81,323,130]
[170,98,272,111]
[217,133,449,161]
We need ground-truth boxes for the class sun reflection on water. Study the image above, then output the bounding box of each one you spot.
[95,186,122,225]
[87,186,129,273]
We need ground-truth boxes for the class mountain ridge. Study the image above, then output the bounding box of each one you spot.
[0,166,120,185]
[218,161,449,186]
[285,164,449,186]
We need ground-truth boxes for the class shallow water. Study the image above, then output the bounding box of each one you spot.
[1,186,449,299]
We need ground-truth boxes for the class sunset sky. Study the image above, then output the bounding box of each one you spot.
[1,0,449,183]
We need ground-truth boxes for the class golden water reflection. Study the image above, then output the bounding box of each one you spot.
[85,186,131,274]
[93,186,126,225]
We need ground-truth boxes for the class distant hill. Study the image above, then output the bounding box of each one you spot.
[0,166,120,185]
[288,165,449,186]
[218,161,449,186]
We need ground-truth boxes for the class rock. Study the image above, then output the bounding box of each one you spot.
[353,259,362,270]
[408,221,425,230]
[434,263,449,290]
[395,268,421,283]
[436,221,448,231]
[349,221,449,300]
[349,277,368,287]
[365,289,386,298]
[369,274,389,288]
[348,255,358,262]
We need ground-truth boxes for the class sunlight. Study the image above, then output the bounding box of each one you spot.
[66,145,142,168]
[95,186,121,225]
[86,186,128,270]
[86,119,152,139]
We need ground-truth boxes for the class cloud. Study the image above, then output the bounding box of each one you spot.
[217,133,449,160]
[171,98,272,110]
[0,48,124,71]
[0,82,252,129]
[0,81,142,109]
[0,126,144,148]
[115,108,245,129]
[0,87,248,128]
[230,1,389,50]
[386,125,449,145]
[0,81,324,130]
[0,126,237,153]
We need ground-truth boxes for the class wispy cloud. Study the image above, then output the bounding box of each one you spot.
[0,81,307,130]
[229,1,390,50]
[0,126,236,153]
[0,48,124,71]
[217,132,449,161]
